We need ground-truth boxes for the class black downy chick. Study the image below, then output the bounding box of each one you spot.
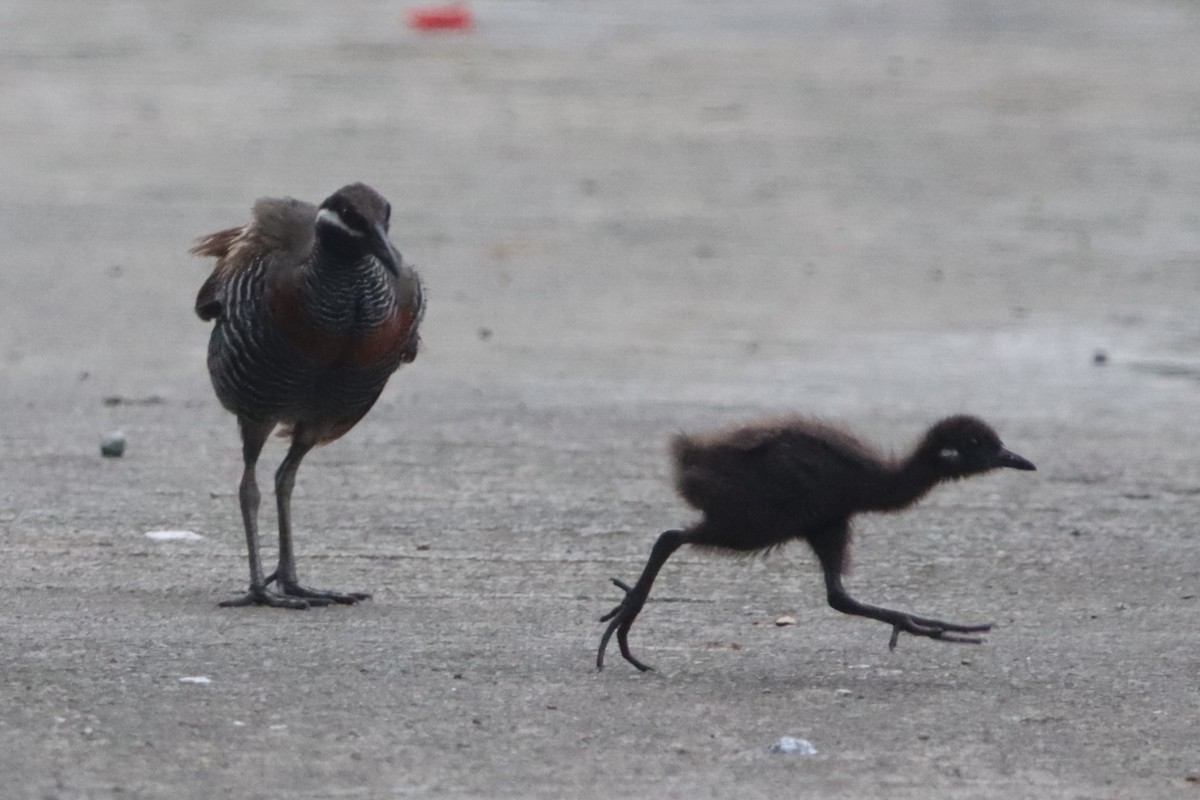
[597,415,1035,671]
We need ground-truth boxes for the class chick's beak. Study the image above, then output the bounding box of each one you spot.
[995,446,1036,471]
[371,223,401,277]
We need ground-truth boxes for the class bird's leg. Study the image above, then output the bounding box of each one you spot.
[270,428,370,605]
[824,573,991,648]
[220,419,308,609]
[811,528,991,649]
[597,528,687,672]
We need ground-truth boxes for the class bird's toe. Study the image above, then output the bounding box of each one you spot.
[275,581,371,605]
[219,588,311,610]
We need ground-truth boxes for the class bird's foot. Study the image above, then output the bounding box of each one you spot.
[597,578,653,672]
[261,572,371,605]
[281,584,370,605]
[219,585,312,610]
[887,615,992,650]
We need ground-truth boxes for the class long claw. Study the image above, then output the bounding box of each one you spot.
[598,578,631,622]
[597,616,619,669]
[234,578,369,607]
[887,616,991,649]
[276,581,370,605]
[906,615,992,634]
[596,578,652,672]
[219,587,310,610]
[930,631,986,645]
[617,624,652,672]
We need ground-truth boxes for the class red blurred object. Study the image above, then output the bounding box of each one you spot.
[407,4,473,30]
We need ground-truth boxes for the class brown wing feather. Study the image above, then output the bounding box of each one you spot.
[191,198,318,322]
[189,226,243,260]
[192,227,245,320]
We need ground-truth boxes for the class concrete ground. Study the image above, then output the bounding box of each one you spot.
[1,0,1198,797]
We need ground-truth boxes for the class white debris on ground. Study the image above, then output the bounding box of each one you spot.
[768,737,817,755]
[144,530,204,542]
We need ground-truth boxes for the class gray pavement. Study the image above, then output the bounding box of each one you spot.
[1,1,1198,797]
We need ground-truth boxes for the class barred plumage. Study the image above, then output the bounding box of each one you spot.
[194,183,424,609]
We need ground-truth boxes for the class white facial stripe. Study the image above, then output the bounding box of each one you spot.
[939,448,961,461]
[316,207,364,237]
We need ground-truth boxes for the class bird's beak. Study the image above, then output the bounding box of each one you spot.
[371,223,401,277]
[994,446,1036,471]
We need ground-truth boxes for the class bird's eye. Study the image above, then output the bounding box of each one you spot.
[939,448,961,462]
